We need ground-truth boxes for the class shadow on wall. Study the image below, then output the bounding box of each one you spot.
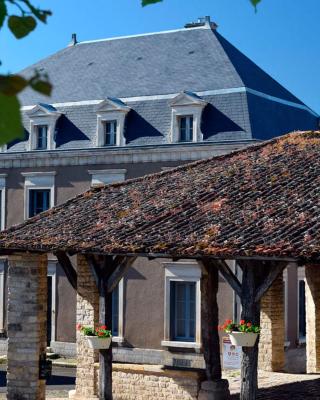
[55,115,90,147]
[125,110,163,143]
[201,104,244,139]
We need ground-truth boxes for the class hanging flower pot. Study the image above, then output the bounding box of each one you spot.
[219,319,261,347]
[77,324,112,350]
[228,331,258,347]
[86,336,112,350]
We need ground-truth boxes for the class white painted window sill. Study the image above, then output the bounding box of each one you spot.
[161,340,201,350]
[112,336,125,344]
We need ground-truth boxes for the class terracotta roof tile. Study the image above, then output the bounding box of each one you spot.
[1,131,320,262]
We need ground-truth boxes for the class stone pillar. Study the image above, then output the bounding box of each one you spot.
[7,253,47,400]
[71,254,99,400]
[259,274,285,371]
[305,264,320,373]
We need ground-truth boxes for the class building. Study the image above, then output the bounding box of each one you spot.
[0,16,318,358]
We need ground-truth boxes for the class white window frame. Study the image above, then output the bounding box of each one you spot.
[88,169,127,187]
[96,99,131,148]
[169,92,207,144]
[22,172,56,220]
[47,260,57,343]
[112,278,125,344]
[161,261,201,350]
[26,104,61,151]
[0,174,7,230]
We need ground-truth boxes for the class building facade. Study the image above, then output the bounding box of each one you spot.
[0,17,318,359]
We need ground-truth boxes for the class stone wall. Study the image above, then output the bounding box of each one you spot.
[74,254,100,399]
[93,363,202,400]
[259,274,285,371]
[7,253,47,400]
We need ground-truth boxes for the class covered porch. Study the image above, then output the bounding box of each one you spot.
[1,131,320,400]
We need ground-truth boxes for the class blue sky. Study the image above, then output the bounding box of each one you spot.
[1,0,320,113]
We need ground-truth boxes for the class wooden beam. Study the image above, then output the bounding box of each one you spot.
[212,259,242,297]
[98,278,112,400]
[85,254,102,289]
[254,262,287,302]
[200,259,223,381]
[239,261,263,400]
[55,251,77,290]
[107,256,136,293]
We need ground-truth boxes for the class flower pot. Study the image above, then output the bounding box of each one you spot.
[85,336,112,350]
[228,332,258,347]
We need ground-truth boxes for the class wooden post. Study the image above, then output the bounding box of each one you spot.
[240,264,261,400]
[201,261,222,380]
[99,278,113,400]
[238,261,286,400]
[199,260,230,399]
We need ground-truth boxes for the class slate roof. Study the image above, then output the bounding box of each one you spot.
[1,131,320,262]
[19,26,305,105]
[12,24,318,152]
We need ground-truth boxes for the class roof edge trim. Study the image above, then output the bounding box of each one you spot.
[21,87,318,117]
[77,25,209,46]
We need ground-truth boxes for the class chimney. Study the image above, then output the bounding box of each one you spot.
[185,16,218,30]
[68,33,78,47]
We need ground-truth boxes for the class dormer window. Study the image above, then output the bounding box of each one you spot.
[104,120,117,146]
[35,125,48,150]
[169,92,207,144]
[96,98,131,148]
[26,104,61,151]
[179,116,193,142]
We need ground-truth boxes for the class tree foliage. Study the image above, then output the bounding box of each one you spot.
[0,0,261,145]
[0,0,52,144]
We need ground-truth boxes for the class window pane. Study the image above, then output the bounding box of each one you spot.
[112,285,119,336]
[36,126,48,149]
[105,121,117,146]
[299,280,306,338]
[171,281,196,341]
[29,189,51,217]
[179,116,193,142]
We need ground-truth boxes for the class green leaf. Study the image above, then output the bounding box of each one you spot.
[29,79,52,96]
[0,93,23,145]
[141,0,163,6]
[0,74,28,96]
[250,0,261,10]
[22,0,52,23]
[0,1,7,29]
[8,15,37,39]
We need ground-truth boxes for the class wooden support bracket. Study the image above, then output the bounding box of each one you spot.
[213,259,242,297]
[55,251,77,290]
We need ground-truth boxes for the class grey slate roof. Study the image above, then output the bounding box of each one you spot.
[12,25,318,152]
[19,26,306,106]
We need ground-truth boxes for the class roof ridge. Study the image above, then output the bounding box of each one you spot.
[78,25,208,45]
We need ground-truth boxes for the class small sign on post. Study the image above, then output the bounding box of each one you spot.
[222,336,241,369]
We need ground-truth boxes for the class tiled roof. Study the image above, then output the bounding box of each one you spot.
[1,131,320,262]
